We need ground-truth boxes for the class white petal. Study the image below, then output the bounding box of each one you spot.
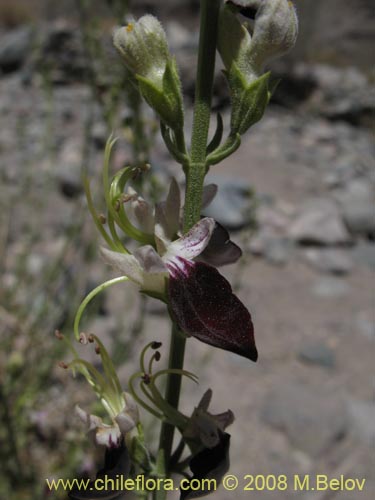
[75,405,122,448]
[95,424,122,448]
[123,392,140,425]
[164,217,215,262]
[75,405,103,431]
[100,247,144,287]
[134,245,167,274]
[127,187,155,233]
[133,246,168,294]
[115,412,136,435]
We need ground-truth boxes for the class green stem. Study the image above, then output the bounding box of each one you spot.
[184,0,221,230]
[158,324,186,468]
[158,0,221,476]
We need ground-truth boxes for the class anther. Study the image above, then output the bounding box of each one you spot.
[55,329,64,340]
[151,341,162,350]
[58,361,68,369]
[79,332,88,344]
[121,194,133,203]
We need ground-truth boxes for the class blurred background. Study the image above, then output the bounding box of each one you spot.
[0,1,374,499]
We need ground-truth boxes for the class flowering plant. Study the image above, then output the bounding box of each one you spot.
[58,1,298,498]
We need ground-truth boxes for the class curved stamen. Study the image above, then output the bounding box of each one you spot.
[73,277,128,340]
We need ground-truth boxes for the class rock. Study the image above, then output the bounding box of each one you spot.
[288,64,374,126]
[352,241,375,269]
[334,179,375,237]
[355,312,374,340]
[304,248,353,275]
[264,237,294,266]
[312,278,350,298]
[261,382,348,457]
[257,204,291,231]
[289,199,352,246]
[55,141,83,199]
[248,228,272,256]
[0,26,33,73]
[35,22,88,84]
[202,175,256,230]
[347,399,375,443]
[298,341,335,368]
[343,201,375,237]
[91,122,108,149]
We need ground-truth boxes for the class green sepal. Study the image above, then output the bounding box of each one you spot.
[232,71,271,135]
[206,133,241,167]
[162,58,184,129]
[267,77,281,102]
[136,58,184,131]
[130,435,152,472]
[140,288,168,303]
[226,63,247,133]
[160,122,188,164]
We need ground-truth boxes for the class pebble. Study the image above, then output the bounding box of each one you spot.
[346,398,375,443]
[203,175,256,230]
[312,278,350,298]
[298,341,335,368]
[261,382,348,457]
[0,26,33,73]
[303,248,353,275]
[352,241,375,269]
[289,199,352,246]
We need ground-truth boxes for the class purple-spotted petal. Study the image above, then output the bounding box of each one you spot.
[75,406,122,449]
[164,217,215,263]
[168,261,257,361]
[199,221,242,267]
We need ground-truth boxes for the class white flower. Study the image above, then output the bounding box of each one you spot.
[100,216,216,296]
[76,391,139,449]
[113,15,169,87]
[219,0,298,82]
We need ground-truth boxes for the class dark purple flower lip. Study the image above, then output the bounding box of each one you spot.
[69,444,129,500]
[168,260,257,361]
[180,432,231,500]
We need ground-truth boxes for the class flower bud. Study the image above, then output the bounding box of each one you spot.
[219,0,298,81]
[218,0,298,136]
[113,15,184,130]
[246,0,298,73]
[113,15,169,86]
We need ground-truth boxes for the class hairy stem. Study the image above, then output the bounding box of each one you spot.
[158,0,221,476]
